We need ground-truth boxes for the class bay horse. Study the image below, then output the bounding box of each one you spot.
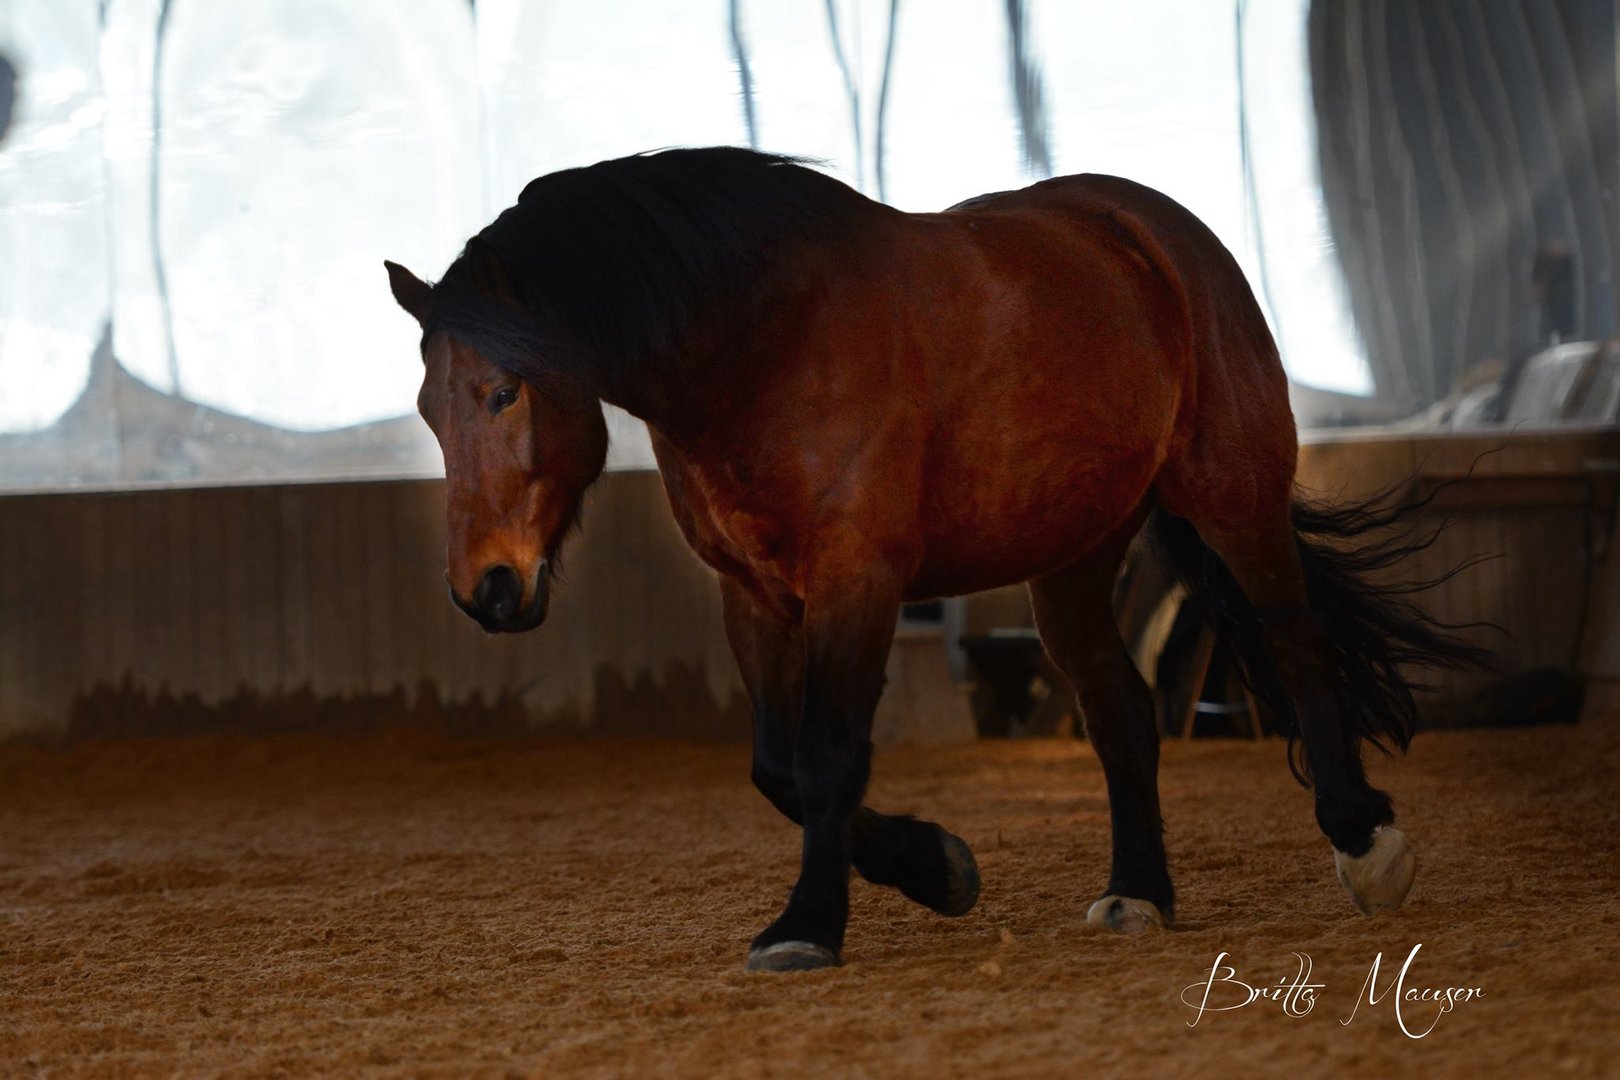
[385,148,1480,972]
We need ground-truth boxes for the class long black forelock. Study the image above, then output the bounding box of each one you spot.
[420,292,572,381]
[423,147,867,393]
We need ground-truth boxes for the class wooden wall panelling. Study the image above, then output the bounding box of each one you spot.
[129,489,171,697]
[3,428,1615,740]
[1294,436,1417,502]
[243,485,285,696]
[189,488,226,701]
[331,485,373,699]
[30,499,84,725]
[4,497,50,727]
[1457,500,1501,699]
[1578,513,1620,682]
[274,485,314,697]
[1469,502,1506,697]
[103,494,140,697]
[1,501,27,723]
[399,481,442,702]
[304,488,344,698]
[75,491,112,704]
[214,487,251,697]
[0,500,19,725]
[358,483,398,698]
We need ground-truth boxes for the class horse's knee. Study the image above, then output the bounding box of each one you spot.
[791,739,871,821]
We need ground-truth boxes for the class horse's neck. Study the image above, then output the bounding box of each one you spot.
[586,300,764,445]
[585,221,868,440]
[589,352,711,445]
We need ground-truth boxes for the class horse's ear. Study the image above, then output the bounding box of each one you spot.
[465,237,519,303]
[384,260,433,325]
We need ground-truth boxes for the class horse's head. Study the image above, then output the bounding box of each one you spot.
[384,252,607,633]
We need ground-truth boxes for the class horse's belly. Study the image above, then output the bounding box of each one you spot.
[905,439,1163,600]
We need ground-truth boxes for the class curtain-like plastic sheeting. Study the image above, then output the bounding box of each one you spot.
[1241,0,1370,396]
[1310,0,1618,409]
[0,2,107,433]
[477,0,744,208]
[146,0,482,430]
[727,1,865,188]
[1,0,1369,488]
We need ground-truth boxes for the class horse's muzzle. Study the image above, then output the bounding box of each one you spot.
[453,560,549,633]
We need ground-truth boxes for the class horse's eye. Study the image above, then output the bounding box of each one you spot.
[489,386,519,414]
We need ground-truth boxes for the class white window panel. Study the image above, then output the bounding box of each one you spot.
[1239,0,1372,394]
[0,0,1377,489]
[476,0,744,208]
[0,0,107,433]
[883,0,1024,212]
[142,0,482,431]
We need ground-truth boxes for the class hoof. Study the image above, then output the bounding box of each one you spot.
[936,831,981,917]
[745,941,841,973]
[1086,895,1168,934]
[1334,825,1416,915]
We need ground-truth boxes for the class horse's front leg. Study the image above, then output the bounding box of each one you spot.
[722,575,981,937]
[746,571,900,972]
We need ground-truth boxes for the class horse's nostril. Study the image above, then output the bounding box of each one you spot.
[474,565,523,622]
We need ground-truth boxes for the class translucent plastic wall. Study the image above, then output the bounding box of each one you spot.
[0,0,1360,490]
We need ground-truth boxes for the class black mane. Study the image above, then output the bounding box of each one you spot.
[424,147,873,397]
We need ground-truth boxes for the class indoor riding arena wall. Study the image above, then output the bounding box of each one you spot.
[1,429,1616,742]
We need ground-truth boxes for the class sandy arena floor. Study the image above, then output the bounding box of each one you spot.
[2,718,1617,1079]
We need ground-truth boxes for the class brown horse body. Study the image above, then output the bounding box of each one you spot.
[387,149,1475,972]
[652,173,1289,621]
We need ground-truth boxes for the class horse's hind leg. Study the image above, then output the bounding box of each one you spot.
[1029,526,1173,932]
[1178,507,1416,915]
[721,577,980,944]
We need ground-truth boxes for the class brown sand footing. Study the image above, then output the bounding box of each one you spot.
[2,720,1616,1078]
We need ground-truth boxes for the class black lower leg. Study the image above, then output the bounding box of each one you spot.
[1030,553,1174,918]
[1090,720,1174,912]
[751,726,869,956]
[749,577,900,964]
[1260,610,1392,856]
[750,665,974,917]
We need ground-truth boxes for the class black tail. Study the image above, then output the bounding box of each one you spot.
[1149,489,1495,784]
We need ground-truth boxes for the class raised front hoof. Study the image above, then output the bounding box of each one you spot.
[1334,825,1416,915]
[1086,895,1169,934]
[745,941,842,973]
[932,830,982,917]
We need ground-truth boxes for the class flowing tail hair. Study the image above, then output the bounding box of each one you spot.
[1149,486,1496,784]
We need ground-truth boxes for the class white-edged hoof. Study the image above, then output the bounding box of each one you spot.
[1334,825,1416,915]
[1086,895,1168,934]
[745,941,841,972]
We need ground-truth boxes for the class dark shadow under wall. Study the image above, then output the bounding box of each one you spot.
[62,661,751,744]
